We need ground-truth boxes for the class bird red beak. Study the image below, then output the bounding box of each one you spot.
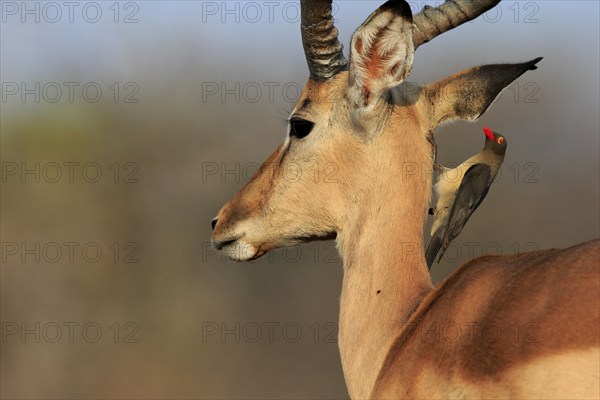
[483,127,495,141]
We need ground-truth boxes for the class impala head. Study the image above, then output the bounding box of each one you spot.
[211,0,541,261]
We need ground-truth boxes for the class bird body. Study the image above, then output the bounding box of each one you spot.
[426,128,507,268]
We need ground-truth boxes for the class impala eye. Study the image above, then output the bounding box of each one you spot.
[289,118,315,139]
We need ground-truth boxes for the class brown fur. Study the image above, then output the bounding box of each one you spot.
[371,240,600,398]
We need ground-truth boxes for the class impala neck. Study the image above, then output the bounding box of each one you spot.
[336,128,434,399]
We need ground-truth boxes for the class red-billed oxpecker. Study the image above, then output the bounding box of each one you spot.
[426,128,507,268]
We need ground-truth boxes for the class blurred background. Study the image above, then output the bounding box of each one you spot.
[1,1,598,398]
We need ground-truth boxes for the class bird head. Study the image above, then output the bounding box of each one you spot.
[483,127,507,155]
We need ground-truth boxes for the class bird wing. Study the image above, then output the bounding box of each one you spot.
[437,163,492,262]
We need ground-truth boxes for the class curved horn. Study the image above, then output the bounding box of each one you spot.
[300,0,348,82]
[413,0,501,48]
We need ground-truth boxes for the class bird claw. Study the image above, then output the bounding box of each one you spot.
[433,162,445,174]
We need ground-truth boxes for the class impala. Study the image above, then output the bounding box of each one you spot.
[210,0,600,398]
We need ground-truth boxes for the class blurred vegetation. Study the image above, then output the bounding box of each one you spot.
[1,97,349,399]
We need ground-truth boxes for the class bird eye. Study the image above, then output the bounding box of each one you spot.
[289,118,314,139]
[497,137,504,145]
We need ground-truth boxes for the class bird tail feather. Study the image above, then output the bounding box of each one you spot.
[425,233,443,270]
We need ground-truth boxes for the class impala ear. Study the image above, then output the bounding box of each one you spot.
[424,58,543,128]
[348,0,414,109]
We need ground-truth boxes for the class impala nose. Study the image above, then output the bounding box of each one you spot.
[211,218,218,231]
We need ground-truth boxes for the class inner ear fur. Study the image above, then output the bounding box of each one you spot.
[349,0,414,109]
[424,57,542,129]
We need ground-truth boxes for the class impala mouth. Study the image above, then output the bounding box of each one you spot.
[211,237,240,251]
[211,234,261,262]
[212,232,337,262]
